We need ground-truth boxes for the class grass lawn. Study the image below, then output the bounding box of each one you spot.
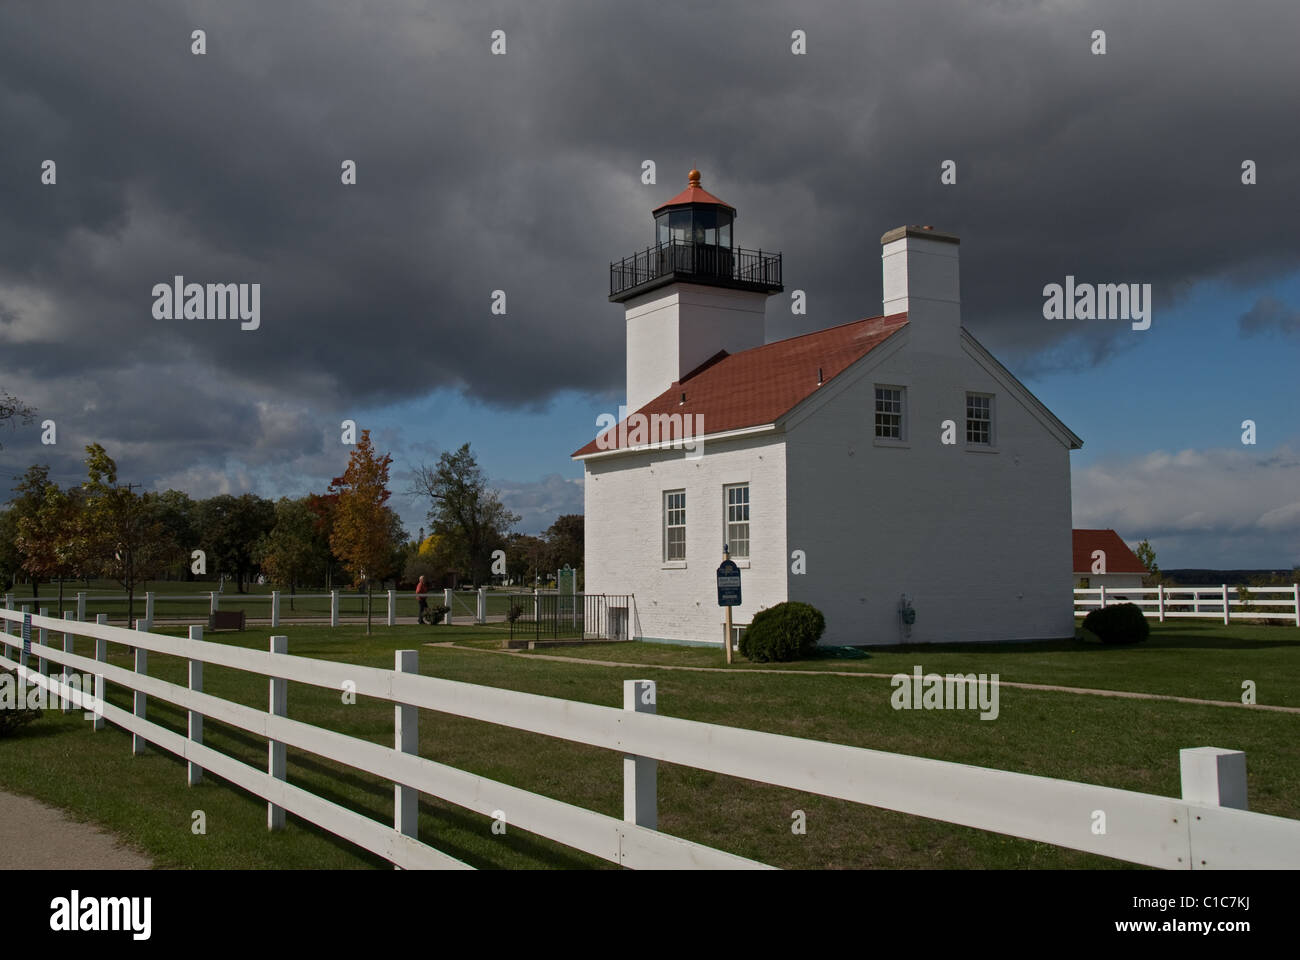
[496,621,1300,708]
[1,621,1296,869]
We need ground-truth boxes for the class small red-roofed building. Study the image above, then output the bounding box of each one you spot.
[1072,529,1149,592]
[573,171,1084,646]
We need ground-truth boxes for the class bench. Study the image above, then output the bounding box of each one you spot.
[208,610,246,631]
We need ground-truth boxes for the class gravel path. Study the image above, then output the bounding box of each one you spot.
[0,789,152,869]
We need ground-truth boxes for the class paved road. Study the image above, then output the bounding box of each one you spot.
[0,789,152,869]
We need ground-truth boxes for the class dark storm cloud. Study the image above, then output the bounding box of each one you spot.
[1239,296,1300,337]
[2,0,1298,490]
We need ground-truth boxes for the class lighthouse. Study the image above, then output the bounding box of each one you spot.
[609,170,784,412]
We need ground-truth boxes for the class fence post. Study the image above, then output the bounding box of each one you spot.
[132,622,148,755]
[2,595,10,660]
[268,635,288,830]
[1222,584,1230,625]
[19,603,31,669]
[330,590,340,628]
[477,587,487,625]
[443,589,454,626]
[387,589,397,628]
[623,679,658,830]
[1294,583,1299,628]
[271,590,280,628]
[1180,747,1247,811]
[188,625,204,786]
[83,613,104,730]
[64,612,85,714]
[76,591,86,622]
[1098,584,1106,609]
[37,606,48,677]
[1193,589,1200,615]
[1157,583,1165,623]
[144,591,155,632]
[394,650,419,853]
[210,590,219,616]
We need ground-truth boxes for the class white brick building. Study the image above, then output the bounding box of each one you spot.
[574,171,1083,646]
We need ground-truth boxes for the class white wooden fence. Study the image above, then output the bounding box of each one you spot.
[3,608,1299,870]
[1074,584,1300,626]
[2,588,491,630]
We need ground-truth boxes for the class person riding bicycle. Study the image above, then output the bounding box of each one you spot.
[416,575,429,624]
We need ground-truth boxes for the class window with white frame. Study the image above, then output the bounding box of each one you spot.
[966,392,993,445]
[664,490,686,561]
[874,386,905,440]
[724,483,750,558]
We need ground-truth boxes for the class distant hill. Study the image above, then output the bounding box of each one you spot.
[1163,569,1297,585]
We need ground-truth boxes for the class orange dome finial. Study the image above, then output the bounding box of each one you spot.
[688,168,701,188]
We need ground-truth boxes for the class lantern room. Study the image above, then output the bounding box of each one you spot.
[652,169,735,249]
[609,169,782,303]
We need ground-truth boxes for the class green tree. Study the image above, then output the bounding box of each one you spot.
[8,464,59,596]
[196,494,276,592]
[545,514,583,574]
[149,490,199,580]
[413,444,519,588]
[329,430,399,635]
[504,532,552,586]
[255,497,330,610]
[0,510,21,591]
[80,444,170,627]
[1134,538,1160,586]
[15,483,92,612]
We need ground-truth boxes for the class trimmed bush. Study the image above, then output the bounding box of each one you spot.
[0,669,42,737]
[428,604,450,625]
[738,601,826,662]
[1081,603,1150,645]
[506,603,524,623]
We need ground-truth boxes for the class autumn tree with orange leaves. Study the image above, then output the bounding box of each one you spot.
[328,429,402,634]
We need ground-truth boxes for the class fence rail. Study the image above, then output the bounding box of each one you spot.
[1074,584,1300,626]
[2,588,525,629]
[3,607,1298,870]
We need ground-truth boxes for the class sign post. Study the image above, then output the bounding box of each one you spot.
[716,546,742,664]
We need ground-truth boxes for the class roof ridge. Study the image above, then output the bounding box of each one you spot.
[725,312,905,360]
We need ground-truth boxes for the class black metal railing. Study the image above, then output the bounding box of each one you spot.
[610,240,782,298]
[507,592,636,642]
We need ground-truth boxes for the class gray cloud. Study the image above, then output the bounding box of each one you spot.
[3,0,1299,516]
[1073,444,1300,567]
[1239,296,1300,337]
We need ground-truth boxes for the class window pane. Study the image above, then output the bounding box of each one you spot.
[665,490,686,560]
[874,386,904,439]
[670,210,691,242]
[724,484,750,558]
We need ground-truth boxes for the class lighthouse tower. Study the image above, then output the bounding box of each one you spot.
[609,170,784,412]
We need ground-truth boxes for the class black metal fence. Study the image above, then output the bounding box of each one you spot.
[507,593,635,642]
[610,240,782,298]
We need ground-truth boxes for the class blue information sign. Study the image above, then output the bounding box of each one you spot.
[716,560,742,607]
[22,612,32,662]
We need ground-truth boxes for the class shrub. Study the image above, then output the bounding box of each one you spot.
[1081,603,1149,645]
[738,601,826,662]
[0,669,42,737]
[428,604,450,625]
[506,603,523,623]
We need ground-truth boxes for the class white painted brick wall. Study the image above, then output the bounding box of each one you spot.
[784,327,1076,645]
[584,434,787,643]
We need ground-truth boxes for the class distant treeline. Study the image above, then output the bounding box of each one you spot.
[1163,569,1298,586]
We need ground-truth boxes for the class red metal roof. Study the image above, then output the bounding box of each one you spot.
[652,170,736,213]
[1072,529,1148,574]
[573,314,908,457]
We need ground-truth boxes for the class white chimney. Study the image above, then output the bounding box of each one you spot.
[881,225,961,356]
